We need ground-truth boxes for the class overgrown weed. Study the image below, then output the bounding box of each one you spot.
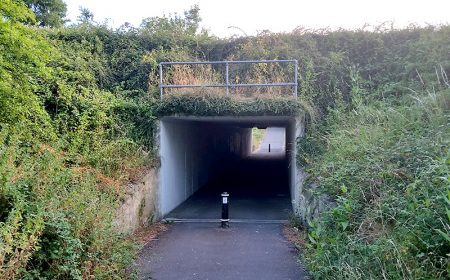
[301,89,450,279]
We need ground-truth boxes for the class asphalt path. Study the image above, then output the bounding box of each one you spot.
[136,126,305,279]
[136,222,307,280]
[253,127,286,156]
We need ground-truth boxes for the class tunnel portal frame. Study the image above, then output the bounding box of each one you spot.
[156,115,305,219]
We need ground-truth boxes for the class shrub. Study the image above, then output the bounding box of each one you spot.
[301,90,450,279]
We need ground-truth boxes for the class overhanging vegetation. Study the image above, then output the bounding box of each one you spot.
[156,93,304,117]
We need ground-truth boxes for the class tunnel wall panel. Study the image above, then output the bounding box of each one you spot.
[160,120,247,216]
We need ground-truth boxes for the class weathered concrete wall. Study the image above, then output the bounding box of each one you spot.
[286,116,306,215]
[114,169,159,234]
[293,115,334,224]
[298,181,334,223]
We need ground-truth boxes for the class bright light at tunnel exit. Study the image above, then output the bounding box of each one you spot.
[251,127,286,155]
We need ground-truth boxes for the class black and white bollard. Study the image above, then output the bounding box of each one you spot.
[221,192,229,228]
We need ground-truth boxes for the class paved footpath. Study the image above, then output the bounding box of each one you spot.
[136,222,307,280]
[254,127,286,155]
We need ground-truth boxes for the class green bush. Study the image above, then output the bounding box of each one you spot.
[301,90,450,279]
[0,2,143,278]
[0,135,137,279]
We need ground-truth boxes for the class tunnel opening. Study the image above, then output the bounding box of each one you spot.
[251,127,266,153]
[159,116,298,220]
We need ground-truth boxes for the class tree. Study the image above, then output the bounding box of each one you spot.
[77,6,94,24]
[0,0,55,140]
[25,0,67,28]
[139,5,202,37]
[184,4,201,34]
[0,0,35,24]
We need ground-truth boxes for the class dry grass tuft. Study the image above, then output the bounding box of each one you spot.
[134,223,169,246]
[283,224,307,251]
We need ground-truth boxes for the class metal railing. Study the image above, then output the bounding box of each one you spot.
[159,60,298,99]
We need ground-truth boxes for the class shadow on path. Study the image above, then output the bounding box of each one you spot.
[166,156,291,221]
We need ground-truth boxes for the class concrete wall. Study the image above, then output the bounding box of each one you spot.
[288,115,333,224]
[114,169,159,234]
[286,116,305,215]
[159,119,251,217]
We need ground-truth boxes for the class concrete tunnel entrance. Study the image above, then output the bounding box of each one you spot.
[159,116,300,220]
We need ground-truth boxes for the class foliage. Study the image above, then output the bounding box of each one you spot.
[211,29,450,280]
[25,0,67,27]
[251,128,266,152]
[140,4,202,38]
[205,25,450,115]
[0,2,207,277]
[2,1,450,278]
[77,6,94,24]
[0,2,144,278]
[0,0,56,142]
[0,134,137,279]
[156,93,304,117]
[300,89,450,279]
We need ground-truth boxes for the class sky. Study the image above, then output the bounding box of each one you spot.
[65,0,450,37]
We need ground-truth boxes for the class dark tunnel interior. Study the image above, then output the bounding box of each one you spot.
[160,117,297,220]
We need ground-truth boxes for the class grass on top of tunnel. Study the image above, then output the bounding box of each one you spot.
[155,93,306,117]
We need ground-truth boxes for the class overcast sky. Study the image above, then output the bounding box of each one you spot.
[65,0,450,37]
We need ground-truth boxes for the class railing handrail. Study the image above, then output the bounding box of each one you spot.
[159,59,298,65]
[159,59,298,99]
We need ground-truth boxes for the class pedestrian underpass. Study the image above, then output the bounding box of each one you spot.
[159,116,302,220]
[136,60,307,279]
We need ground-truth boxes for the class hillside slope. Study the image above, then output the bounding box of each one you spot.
[300,90,450,279]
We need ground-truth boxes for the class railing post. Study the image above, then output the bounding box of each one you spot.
[225,62,229,96]
[159,63,163,99]
[294,60,298,98]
